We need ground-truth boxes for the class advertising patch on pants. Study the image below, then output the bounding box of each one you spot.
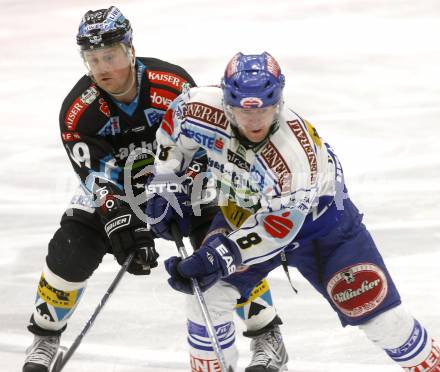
[190,354,221,372]
[327,263,388,318]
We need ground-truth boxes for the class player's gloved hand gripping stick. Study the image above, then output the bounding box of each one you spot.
[170,223,233,372]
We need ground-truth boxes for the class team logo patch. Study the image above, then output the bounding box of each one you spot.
[411,340,440,371]
[237,144,247,158]
[37,274,81,309]
[147,70,188,90]
[213,137,224,152]
[183,102,229,130]
[150,87,177,110]
[260,141,291,190]
[97,117,121,136]
[266,53,281,77]
[99,98,110,117]
[65,85,99,130]
[287,120,318,184]
[225,54,240,78]
[61,132,81,142]
[263,212,293,239]
[104,214,131,235]
[70,193,94,208]
[182,126,226,153]
[304,119,322,148]
[327,263,388,318]
[144,107,165,127]
[110,116,121,134]
[80,85,99,104]
[240,97,263,108]
[227,149,250,171]
[181,82,192,93]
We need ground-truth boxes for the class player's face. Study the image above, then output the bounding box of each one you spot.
[82,44,133,95]
[232,105,277,143]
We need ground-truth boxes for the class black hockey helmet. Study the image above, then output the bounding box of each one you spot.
[76,6,132,51]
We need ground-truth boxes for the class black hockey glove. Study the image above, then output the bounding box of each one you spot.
[90,175,159,275]
[104,209,159,275]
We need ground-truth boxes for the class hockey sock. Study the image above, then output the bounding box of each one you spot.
[235,279,278,333]
[385,320,440,371]
[30,263,86,332]
[187,316,237,371]
[186,281,239,372]
[360,305,440,371]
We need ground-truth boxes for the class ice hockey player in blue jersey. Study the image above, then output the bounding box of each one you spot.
[146,52,440,371]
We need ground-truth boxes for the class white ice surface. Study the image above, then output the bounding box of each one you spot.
[1,1,439,371]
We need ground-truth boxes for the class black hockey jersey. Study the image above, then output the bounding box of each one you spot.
[59,57,195,215]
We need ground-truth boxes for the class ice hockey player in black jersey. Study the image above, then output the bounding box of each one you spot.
[21,6,196,372]
[22,6,290,372]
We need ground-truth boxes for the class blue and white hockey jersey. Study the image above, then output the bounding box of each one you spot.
[154,86,344,266]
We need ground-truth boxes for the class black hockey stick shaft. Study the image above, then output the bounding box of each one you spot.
[170,224,230,372]
[52,251,136,372]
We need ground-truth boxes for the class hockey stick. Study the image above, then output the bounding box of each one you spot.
[51,251,136,372]
[170,224,231,372]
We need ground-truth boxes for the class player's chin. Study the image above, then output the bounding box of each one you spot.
[96,77,113,88]
[246,129,266,143]
[101,82,121,95]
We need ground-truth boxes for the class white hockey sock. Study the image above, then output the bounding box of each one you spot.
[186,281,239,372]
[385,320,440,371]
[360,305,440,371]
[32,263,86,331]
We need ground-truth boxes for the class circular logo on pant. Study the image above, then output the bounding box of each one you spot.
[326,263,388,318]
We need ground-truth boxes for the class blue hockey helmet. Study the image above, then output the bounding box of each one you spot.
[221,52,285,108]
[76,6,132,51]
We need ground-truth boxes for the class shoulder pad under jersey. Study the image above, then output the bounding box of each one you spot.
[59,75,112,136]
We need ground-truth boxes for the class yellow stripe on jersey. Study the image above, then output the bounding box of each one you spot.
[235,279,270,308]
[220,200,252,228]
[37,273,81,309]
[304,119,322,148]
